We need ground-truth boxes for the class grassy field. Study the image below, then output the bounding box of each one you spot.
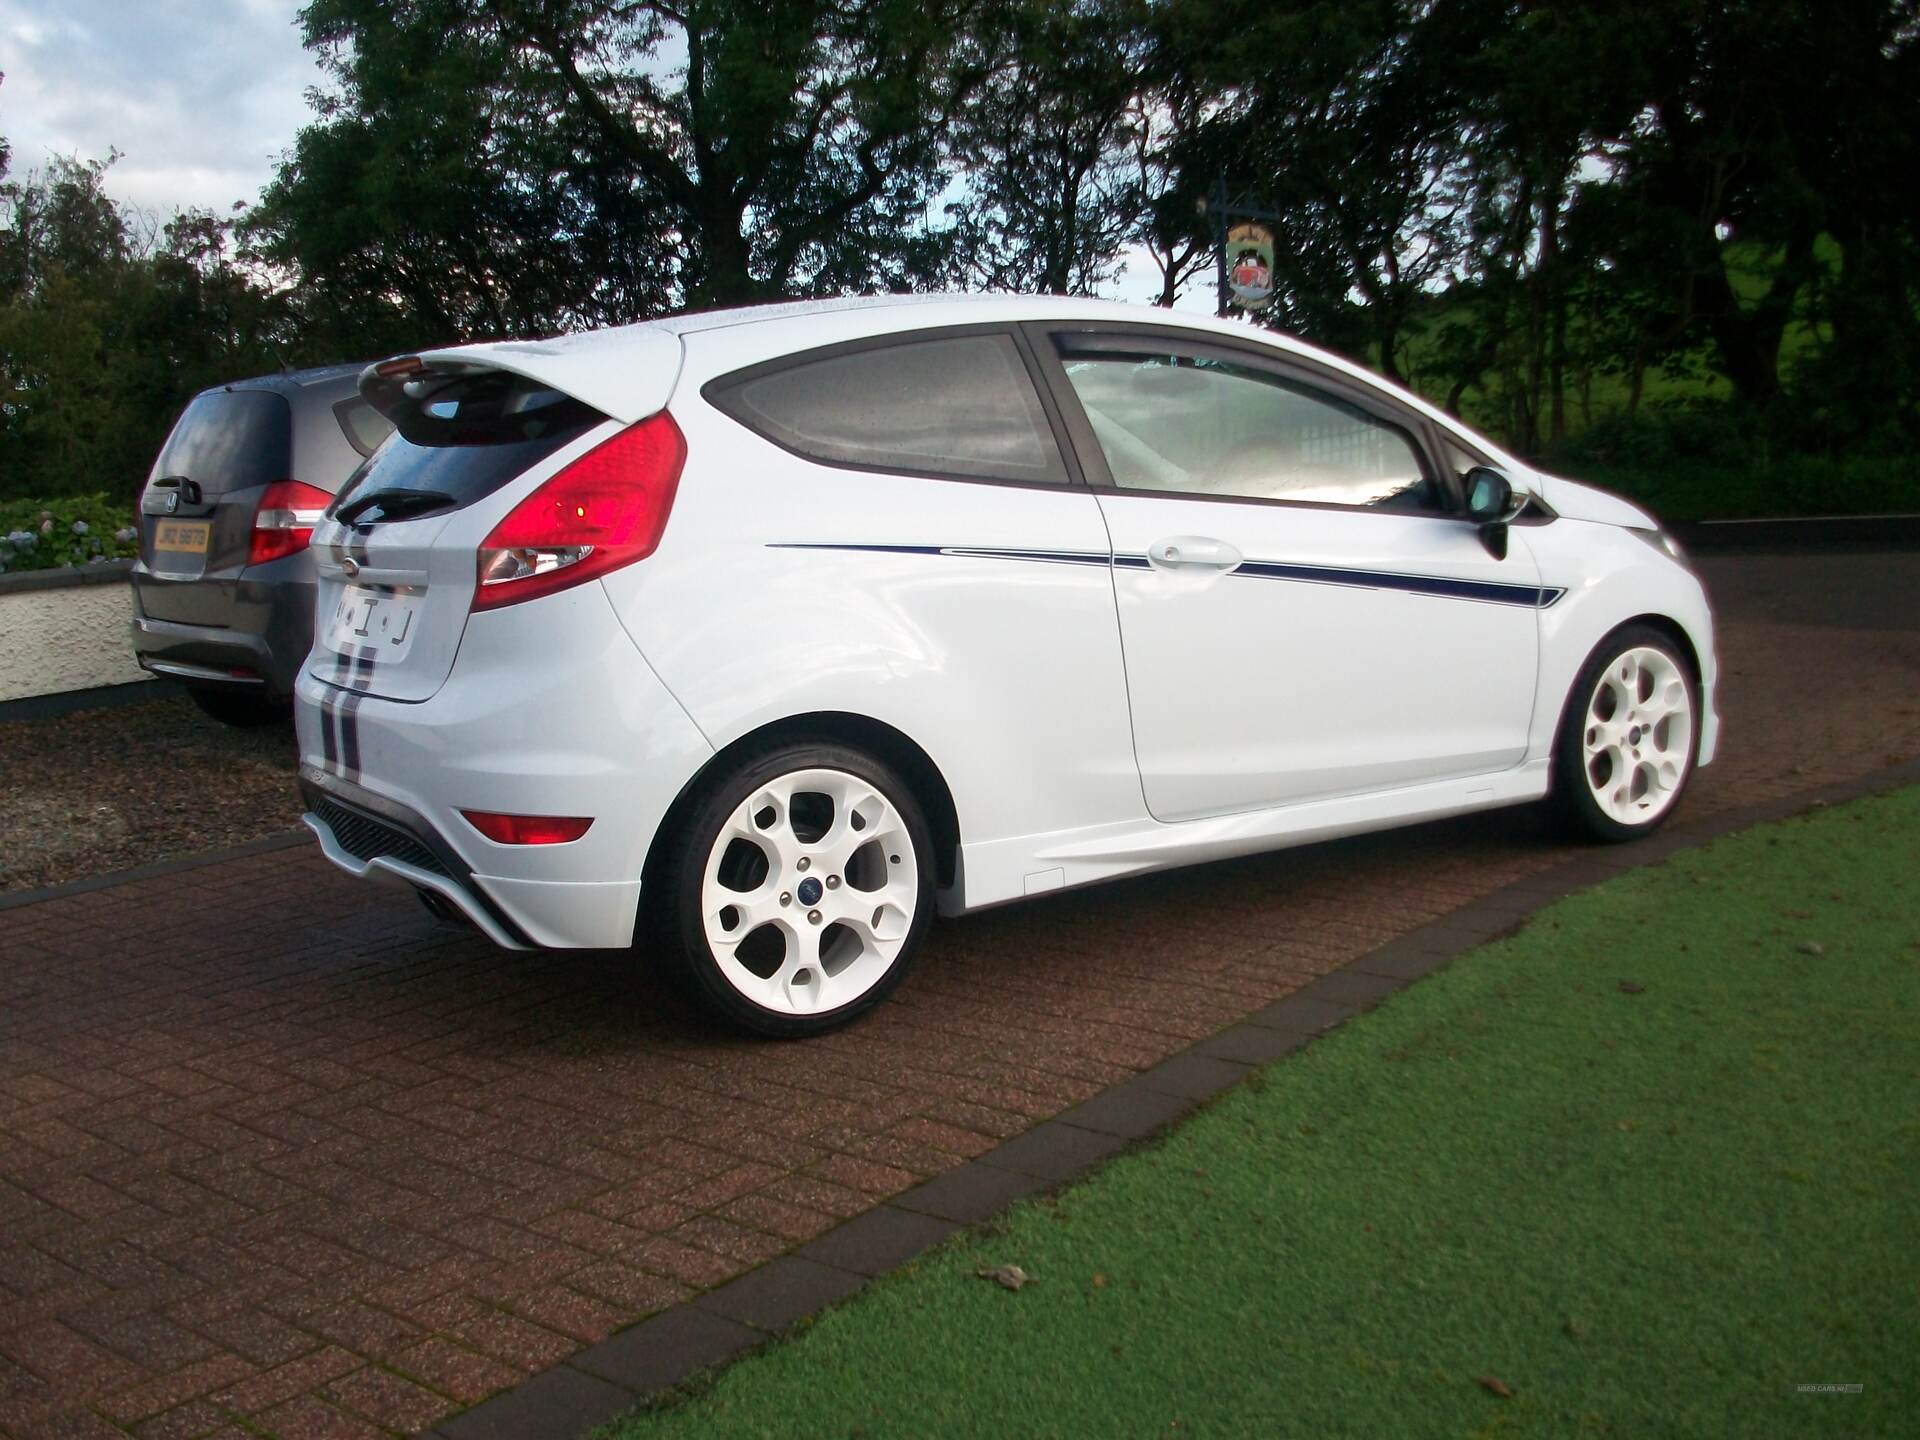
[602,788,1920,1439]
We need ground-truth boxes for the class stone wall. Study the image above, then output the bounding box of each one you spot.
[0,563,151,702]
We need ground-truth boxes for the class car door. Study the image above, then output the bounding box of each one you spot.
[1029,326,1545,824]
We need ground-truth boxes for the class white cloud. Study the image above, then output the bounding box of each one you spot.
[0,0,324,215]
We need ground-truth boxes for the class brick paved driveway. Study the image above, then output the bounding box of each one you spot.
[3,550,1917,1439]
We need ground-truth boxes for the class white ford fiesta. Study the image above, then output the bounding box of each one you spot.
[297,295,1718,1035]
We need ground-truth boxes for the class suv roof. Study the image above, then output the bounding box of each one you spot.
[216,363,368,397]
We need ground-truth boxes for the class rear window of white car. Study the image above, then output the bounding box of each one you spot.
[710,333,1068,486]
[327,372,607,525]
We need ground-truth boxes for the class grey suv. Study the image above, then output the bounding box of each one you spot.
[131,365,392,725]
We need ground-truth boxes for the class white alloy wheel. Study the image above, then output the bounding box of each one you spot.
[699,767,920,1016]
[1580,646,1694,826]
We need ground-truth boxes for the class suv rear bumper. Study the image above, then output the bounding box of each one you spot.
[130,568,316,698]
[133,614,280,690]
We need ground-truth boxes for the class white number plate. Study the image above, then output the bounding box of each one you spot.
[325,585,421,662]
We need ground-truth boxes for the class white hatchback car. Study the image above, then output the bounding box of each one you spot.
[297,295,1717,1035]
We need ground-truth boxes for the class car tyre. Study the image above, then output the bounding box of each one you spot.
[187,686,291,728]
[648,741,936,1038]
[1550,623,1699,842]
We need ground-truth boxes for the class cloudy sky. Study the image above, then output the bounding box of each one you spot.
[0,0,321,215]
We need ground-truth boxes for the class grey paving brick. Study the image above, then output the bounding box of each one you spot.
[435,1363,634,1440]
[1192,1022,1316,1065]
[892,1163,1046,1224]
[798,1206,962,1277]
[692,1257,866,1332]
[977,1121,1128,1181]
[570,1307,761,1394]
[1053,1081,1196,1139]
[1135,1053,1251,1102]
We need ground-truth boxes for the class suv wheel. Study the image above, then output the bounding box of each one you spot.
[187,686,291,728]
[650,742,935,1037]
[1551,624,1698,842]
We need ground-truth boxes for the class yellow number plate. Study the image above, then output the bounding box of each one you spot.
[153,519,211,555]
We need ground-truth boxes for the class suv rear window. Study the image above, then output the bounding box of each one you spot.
[149,390,293,494]
[329,371,606,523]
[709,333,1068,485]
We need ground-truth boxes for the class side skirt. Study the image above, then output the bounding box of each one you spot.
[942,760,1552,915]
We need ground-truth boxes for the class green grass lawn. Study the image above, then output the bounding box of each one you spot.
[601,789,1920,1439]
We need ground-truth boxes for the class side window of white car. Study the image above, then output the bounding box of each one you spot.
[1059,351,1443,513]
[713,333,1069,485]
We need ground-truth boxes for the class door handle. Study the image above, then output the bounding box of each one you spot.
[1147,536,1242,571]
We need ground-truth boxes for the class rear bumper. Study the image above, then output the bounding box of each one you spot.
[294,580,714,949]
[300,773,535,948]
[132,615,277,689]
[130,567,315,697]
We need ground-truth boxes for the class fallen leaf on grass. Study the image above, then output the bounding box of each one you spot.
[976,1264,1033,1291]
[1476,1375,1515,1399]
[1091,1273,1108,1288]
[1618,980,1645,995]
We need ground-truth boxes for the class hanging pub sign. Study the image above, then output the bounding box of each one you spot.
[1225,223,1276,311]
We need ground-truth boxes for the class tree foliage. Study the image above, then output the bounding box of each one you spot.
[1,145,300,499]
[944,0,1151,294]
[4,3,1918,507]
[249,0,1008,341]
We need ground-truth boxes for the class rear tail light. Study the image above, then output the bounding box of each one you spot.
[249,480,333,566]
[460,810,595,845]
[473,411,686,611]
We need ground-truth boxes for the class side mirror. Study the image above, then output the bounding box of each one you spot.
[1463,466,1529,559]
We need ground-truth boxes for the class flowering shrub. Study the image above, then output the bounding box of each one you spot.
[0,496,141,575]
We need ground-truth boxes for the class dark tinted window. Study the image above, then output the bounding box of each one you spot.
[149,390,292,494]
[333,396,396,458]
[1059,351,1441,512]
[329,372,606,523]
[715,334,1067,485]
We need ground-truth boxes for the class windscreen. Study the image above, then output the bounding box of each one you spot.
[148,390,293,494]
[329,371,606,524]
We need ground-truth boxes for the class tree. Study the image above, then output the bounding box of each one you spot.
[1162,0,1478,384]
[253,0,1008,342]
[944,0,1150,295]
[1129,81,1213,308]
[1,156,295,501]
[1571,0,1917,436]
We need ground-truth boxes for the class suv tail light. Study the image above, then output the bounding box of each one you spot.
[249,481,332,566]
[473,412,686,611]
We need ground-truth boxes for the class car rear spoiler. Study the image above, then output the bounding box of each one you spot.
[358,327,685,426]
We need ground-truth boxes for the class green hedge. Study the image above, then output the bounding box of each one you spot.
[1557,455,1920,524]
[0,495,141,575]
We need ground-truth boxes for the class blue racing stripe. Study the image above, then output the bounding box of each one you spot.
[1229,558,1561,608]
[767,543,1563,608]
